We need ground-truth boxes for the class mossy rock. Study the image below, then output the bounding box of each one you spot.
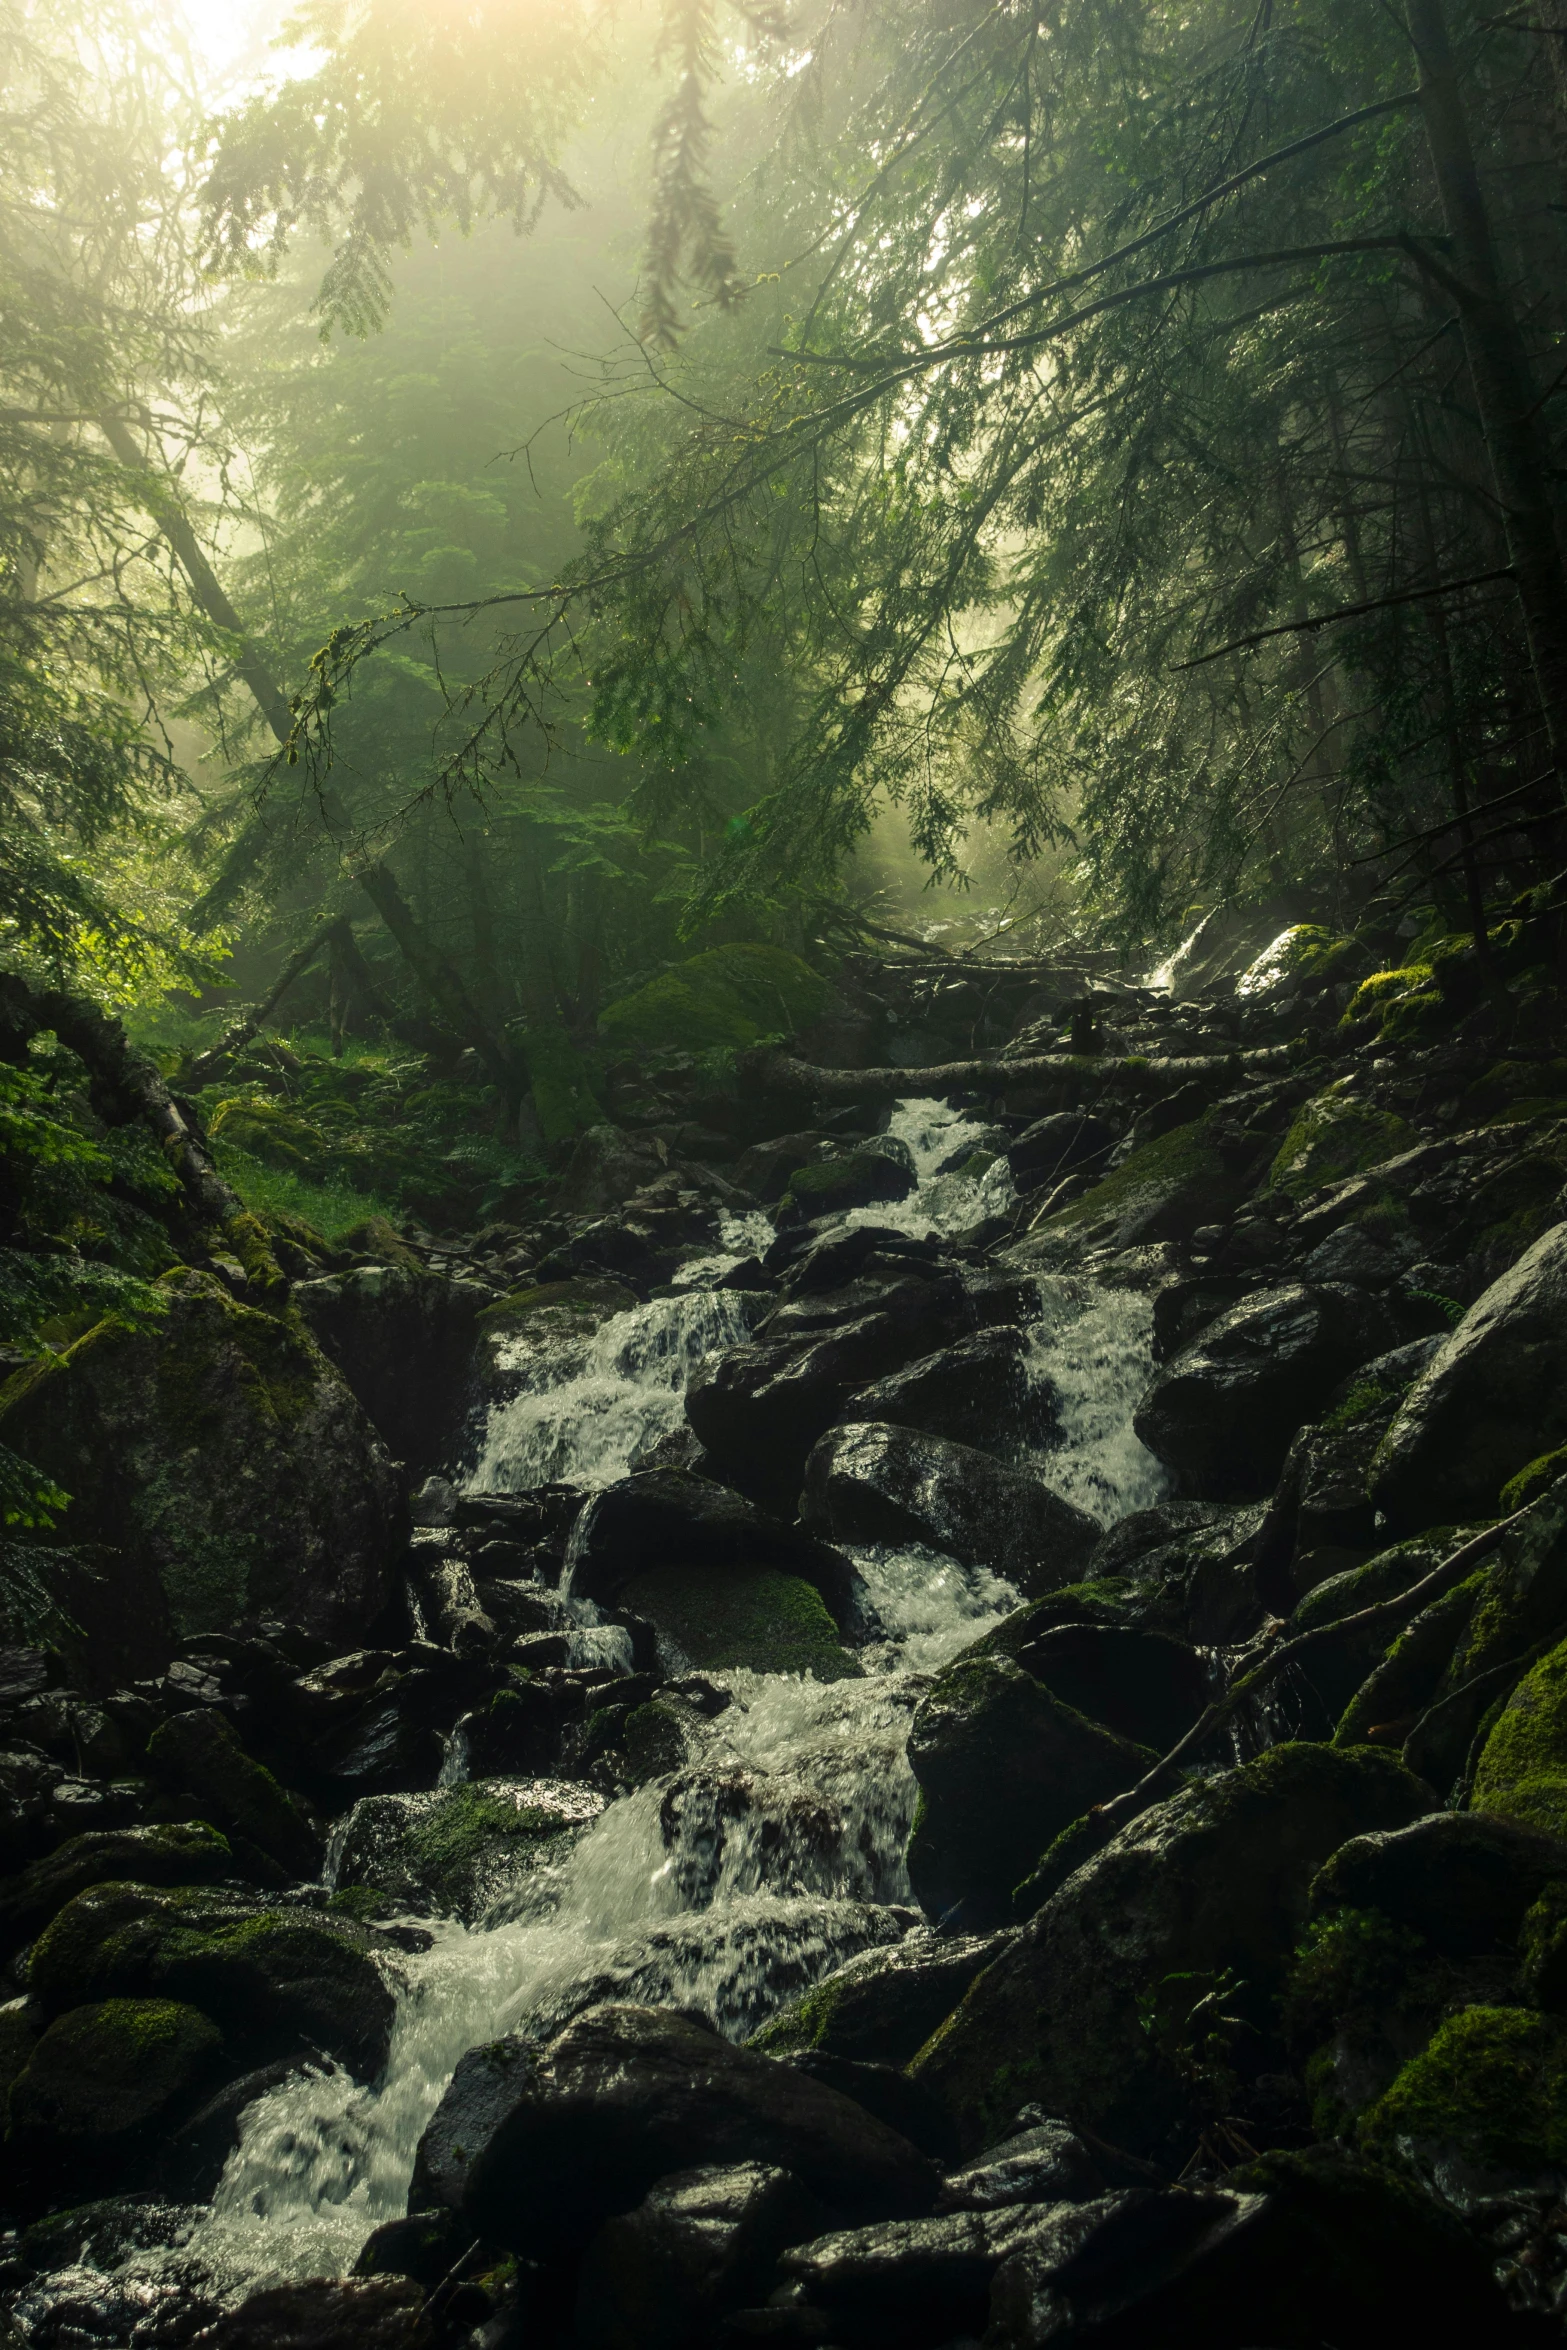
[1472,1636,1567,1841]
[600,943,833,1054]
[616,1561,863,1682]
[26,1881,394,2078]
[475,1277,636,1343]
[1463,1059,1567,1128]
[1360,2004,1567,2177]
[1332,1568,1488,1753]
[750,1933,1004,2065]
[1038,1115,1241,1247]
[0,1269,402,1642]
[1238,925,1361,995]
[620,1701,689,1784]
[963,1582,1137,1666]
[1502,1446,1567,1516]
[1267,1080,1415,1201]
[146,1711,319,1878]
[7,1997,223,2162]
[332,1778,605,1923]
[778,1147,915,1225]
[0,1821,232,1956]
[1519,1880,1567,2010]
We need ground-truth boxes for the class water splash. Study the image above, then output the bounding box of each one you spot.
[842,1096,1015,1239]
[1025,1277,1167,1524]
[467,1286,761,1491]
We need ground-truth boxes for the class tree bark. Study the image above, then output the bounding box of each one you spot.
[189,920,345,1084]
[747,1044,1297,1106]
[1405,0,1567,796]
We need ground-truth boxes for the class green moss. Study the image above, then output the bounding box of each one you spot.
[1267,1081,1415,1201]
[1040,1115,1228,1234]
[750,1973,845,2055]
[1332,1569,1488,1748]
[401,1785,583,1913]
[1518,1881,1567,2010]
[1472,1637,1567,1839]
[475,1276,634,1338]
[1281,1906,1425,2052]
[8,1996,223,2146]
[1501,1448,1567,1517]
[620,1701,687,1783]
[600,943,833,1054]
[782,1149,911,1214]
[1293,1534,1465,1639]
[1360,2005,1567,2173]
[616,1561,863,1681]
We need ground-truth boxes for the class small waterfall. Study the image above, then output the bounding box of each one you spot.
[151,1094,1163,2303]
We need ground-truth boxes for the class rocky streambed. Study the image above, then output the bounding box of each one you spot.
[7,946,1567,2346]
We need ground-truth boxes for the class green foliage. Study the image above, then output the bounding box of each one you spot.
[1282,1906,1425,2051]
[599,943,831,1052]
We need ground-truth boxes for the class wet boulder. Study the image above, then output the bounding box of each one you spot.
[331,1778,605,1923]
[1358,2006,1567,2202]
[906,1656,1154,1930]
[564,1470,856,1623]
[615,1562,864,1681]
[574,2161,821,2350]
[751,1931,1011,2065]
[0,1821,233,1956]
[1133,1283,1400,1501]
[1003,1623,1207,1754]
[911,1742,1433,2157]
[733,1131,828,1203]
[1311,1811,1567,1958]
[936,2117,1107,2213]
[801,1423,1098,1596]
[842,1328,1043,1455]
[26,1880,395,2078]
[146,1710,321,1878]
[777,1142,916,1227]
[6,1996,225,2192]
[193,2277,433,2348]
[1007,1112,1118,1190]
[772,2206,1046,2350]
[470,1276,638,1414]
[985,2150,1522,2350]
[0,1269,403,1643]
[1471,1634,1567,1842]
[292,1260,489,1472]
[556,1126,669,1214]
[1372,1222,1567,1531]
[409,2003,939,2255]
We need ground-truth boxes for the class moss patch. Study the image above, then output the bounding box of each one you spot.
[1501,1447,1567,1517]
[1360,2005,1567,2174]
[1472,1637,1567,1840]
[1039,1115,1235,1242]
[8,1997,222,2149]
[1267,1081,1415,1201]
[600,944,832,1054]
[617,1561,863,1681]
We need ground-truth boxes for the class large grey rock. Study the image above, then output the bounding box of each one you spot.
[750,1932,1011,2065]
[1372,1221,1567,1530]
[574,2162,818,2350]
[293,1261,489,1472]
[906,1656,1153,1931]
[409,2003,938,2254]
[1007,1113,1118,1189]
[332,1779,605,1922]
[1133,1283,1399,1501]
[910,1742,1433,2157]
[801,1423,1098,1595]
[842,1328,1040,1455]
[563,1469,855,1622]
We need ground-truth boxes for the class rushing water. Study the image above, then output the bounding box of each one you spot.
[128,1099,1166,2308]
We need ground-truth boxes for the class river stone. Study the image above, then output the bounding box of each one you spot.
[411,2004,939,2254]
[26,1881,395,2078]
[910,1742,1434,2157]
[936,2119,1106,2213]
[146,1711,320,1878]
[1003,1623,1207,1753]
[292,1261,488,1472]
[0,1269,403,1642]
[801,1423,1098,1595]
[332,1778,605,1922]
[7,1997,225,2186]
[1133,1283,1400,1500]
[777,1143,916,1227]
[774,2205,1047,2349]
[616,1562,863,1682]
[841,1328,1040,1455]
[1372,1222,1567,1530]
[906,1656,1154,1931]
[1311,1812,1567,1958]
[193,2277,433,2348]
[564,1470,856,1622]
[733,1132,828,1203]
[750,1931,1011,2065]
[0,1821,233,1955]
[1007,1113,1118,1189]
[574,2162,820,2350]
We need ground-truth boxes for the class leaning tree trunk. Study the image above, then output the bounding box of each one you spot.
[99,415,524,1099]
[1406,0,1567,802]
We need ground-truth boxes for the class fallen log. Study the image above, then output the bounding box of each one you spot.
[743,1042,1301,1106]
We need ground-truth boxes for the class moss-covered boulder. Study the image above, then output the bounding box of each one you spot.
[906,1656,1154,1931]
[750,1933,1008,2065]
[332,1778,605,1922]
[0,1821,232,1956]
[599,944,832,1054]
[910,1741,1433,2158]
[1371,1222,1567,1533]
[1033,1115,1245,1249]
[778,1146,915,1227]
[1360,2005,1567,2181]
[1267,1080,1415,1201]
[0,1270,403,1641]
[1472,1636,1567,1841]
[616,1561,863,1682]
[27,1882,395,2078]
[7,1997,224,2181]
[147,1710,320,1878]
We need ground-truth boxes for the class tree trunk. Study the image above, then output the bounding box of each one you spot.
[1405,0,1567,797]
[189,921,344,1085]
